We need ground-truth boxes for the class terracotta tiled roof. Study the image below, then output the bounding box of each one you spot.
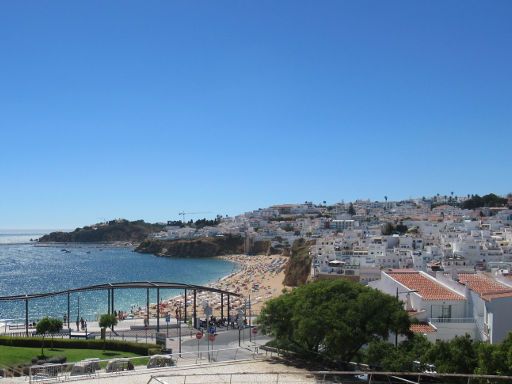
[457,273,512,301]
[410,323,437,334]
[482,292,512,301]
[387,268,417,273]
[387,271,465,301]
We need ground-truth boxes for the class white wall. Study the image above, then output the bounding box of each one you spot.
[486,296,512,343]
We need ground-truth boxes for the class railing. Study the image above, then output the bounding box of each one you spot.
[429,317,476,324]
[147,370,512,384]
[28,346,261,383]
[0,361,28,379]
[475,317,489,341]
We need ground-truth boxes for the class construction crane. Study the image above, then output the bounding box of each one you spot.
[178,211,211,223]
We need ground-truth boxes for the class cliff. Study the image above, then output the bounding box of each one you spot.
[135,236,276,257]
[283,238,316,286]
[135,235,245,257]
[38,220,164,243]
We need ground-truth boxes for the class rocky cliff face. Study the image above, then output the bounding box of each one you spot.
[135,235,245,257]
[283,238,316,286]
[135,236,277,257]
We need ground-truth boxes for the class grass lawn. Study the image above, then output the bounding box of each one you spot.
[0,345,147,367]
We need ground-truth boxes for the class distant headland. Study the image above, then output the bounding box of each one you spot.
[38,219,164,243]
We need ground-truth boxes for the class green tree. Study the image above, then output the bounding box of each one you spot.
[492,332,512,375]
[381,222,394,235]
[258,279,410,363]
[99,313,118,350]
[462,193,507,209]
[365,339,401,370]
[447,334,477,374]
[476,342,505,375]
[395,222,408,234]
[36,317,63,357]
[425,335,477,374]
[48,317,63,350]
[365,334,432,371]
[348,203,356,216]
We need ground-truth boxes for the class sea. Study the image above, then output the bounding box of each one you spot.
[0,230,237,323]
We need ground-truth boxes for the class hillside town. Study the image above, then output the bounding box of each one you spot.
[155,193,512,344]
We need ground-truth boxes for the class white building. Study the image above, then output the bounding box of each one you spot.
[370,270,512,343]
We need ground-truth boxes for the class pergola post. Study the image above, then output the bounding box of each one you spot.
[184,289,187,323]
[221,293,224,321]
[107,289,111,315]
[157,287,160,332]
[25,297,29,337]
[111,288,115,332]
[193,289,197,329]
[227,295,230,329]
[146,288,150,327]
[67,291,70,329]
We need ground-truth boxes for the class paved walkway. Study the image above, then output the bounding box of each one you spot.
[79,359,316,384]
[4,359,317,384]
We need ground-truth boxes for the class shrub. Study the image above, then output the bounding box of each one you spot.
[0,336,157,356]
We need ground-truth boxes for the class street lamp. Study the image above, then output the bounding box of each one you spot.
[395,287,418,347]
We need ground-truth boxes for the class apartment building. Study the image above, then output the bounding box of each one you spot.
[370,270,512,343]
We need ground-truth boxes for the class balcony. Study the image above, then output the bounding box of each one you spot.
[429,317,475,324]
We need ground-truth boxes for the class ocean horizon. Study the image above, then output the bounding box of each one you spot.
[0,229,64,245]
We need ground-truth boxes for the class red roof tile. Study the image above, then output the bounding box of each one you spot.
[482,292,512,301]
[458,273,512,301]
[387,271,465,301]
[410,323,437,334]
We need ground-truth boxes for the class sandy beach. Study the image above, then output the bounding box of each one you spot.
[134,254,289,320]
[215,254,289,312]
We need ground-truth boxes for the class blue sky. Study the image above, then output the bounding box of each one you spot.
[1,1,511,229]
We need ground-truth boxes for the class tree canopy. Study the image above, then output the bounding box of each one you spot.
[381,222,408,236]
[365,333,512,376]
[36,317,63,336]
[257,279,410,363]
[99,313,118,349]
[462,194,507,210]
[99,313,118,329]
[36,317,63,356]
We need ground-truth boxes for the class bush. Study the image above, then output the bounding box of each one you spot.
[31,356,67,365]
[0,336,157,356]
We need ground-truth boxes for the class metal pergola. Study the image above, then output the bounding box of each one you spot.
[0,281,241,336]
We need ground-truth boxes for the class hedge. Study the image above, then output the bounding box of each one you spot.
[0,336,160,355]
